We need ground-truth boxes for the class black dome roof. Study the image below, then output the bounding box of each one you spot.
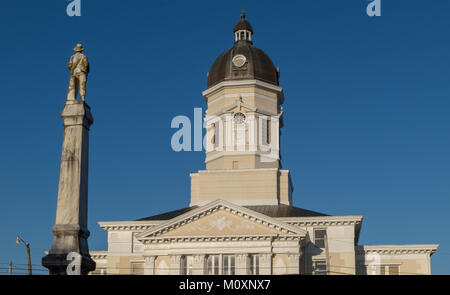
[207,43,279,88]
[233,17,253,33]
[207,13,279,88]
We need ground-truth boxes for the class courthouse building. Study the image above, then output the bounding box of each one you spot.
[90,13,438,275]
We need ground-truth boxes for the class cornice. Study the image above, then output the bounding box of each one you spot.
[142,234,304,245]
[90,251,107,259]
[356,245,439,255]
[98,221,162,231]
[202,79,283,98]
[278,216,364,227]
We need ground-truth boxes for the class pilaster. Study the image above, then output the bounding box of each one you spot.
[192,255,206,275]
[236,254,249,275]
[288,254,300,274]
[144,256,156,275]
[260,254,273,275]
[170,255,182,275]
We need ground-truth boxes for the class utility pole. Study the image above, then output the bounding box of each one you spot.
[324,232,331,275]
[16,236,32,275]
[26,243,32,275]
[9,261,12,275]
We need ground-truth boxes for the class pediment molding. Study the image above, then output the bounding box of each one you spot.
[221,96,256,114]
[144,234,303,244]
[136,200,308,243]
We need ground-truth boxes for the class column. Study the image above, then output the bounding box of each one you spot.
[144,256,156,275]
[170,255,182,275]
[247,113,257,152]
[288,254,300,274]
[236,254,249,275]
[42,100,95,275]
[225,115,234,152]
[260,254,272,275]
[192,255,206,275]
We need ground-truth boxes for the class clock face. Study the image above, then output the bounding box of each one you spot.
[232,54,247,67]
[233,112,246,124]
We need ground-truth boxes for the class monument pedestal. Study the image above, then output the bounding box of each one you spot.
[42,101,95,275]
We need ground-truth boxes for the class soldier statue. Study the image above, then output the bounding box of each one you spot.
[67,44,90,101]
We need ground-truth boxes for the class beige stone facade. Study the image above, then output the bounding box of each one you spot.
[91,203,437,275]
[89,14,438,275]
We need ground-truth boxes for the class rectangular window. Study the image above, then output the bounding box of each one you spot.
[249,255,259,275]
[261,118,270,146]
[377,265,400,275]
[314,229,327,249]
[214,123,219,148]
[313,260,327,275]
[131,262,144,275]
[207,255,220,275]
[181,256,194,275]
[389,266,399,275]
[223,255,235,275]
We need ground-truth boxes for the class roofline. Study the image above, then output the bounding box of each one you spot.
[357,244,439,256]
[202,79,283,98]
[276,215,364,224]
[98,220,163,231]
[278,215,364,245]
[136,199,309,240]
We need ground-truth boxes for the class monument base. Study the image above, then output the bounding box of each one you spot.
[42,253,96,275]
[42,224,96,275]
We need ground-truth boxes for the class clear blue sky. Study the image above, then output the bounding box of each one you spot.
[0,0,449,274]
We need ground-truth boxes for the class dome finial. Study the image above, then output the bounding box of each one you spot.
[241,8,245,19]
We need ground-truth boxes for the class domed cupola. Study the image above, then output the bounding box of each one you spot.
[207,11,280,88]
[233,11,253,44]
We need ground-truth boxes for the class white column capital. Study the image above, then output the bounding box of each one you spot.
[144,255,156,275]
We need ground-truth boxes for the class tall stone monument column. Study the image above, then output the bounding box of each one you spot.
[42,44,95,275]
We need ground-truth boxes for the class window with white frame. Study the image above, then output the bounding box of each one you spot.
[378,265,400,275]
[314,229,327,249]
[214,122,219,148]
[222,255,235,275]
[261,118,271,146]
[313,260,327,275]
[207,255,220,275]
[180,256,194,275]
[130,262,144,275]
[249,254,259,275]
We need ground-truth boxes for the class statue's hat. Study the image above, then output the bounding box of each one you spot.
[73,44,85,52]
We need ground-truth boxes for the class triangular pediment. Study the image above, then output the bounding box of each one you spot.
[136,200,308,242]
[221,97,257,114]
